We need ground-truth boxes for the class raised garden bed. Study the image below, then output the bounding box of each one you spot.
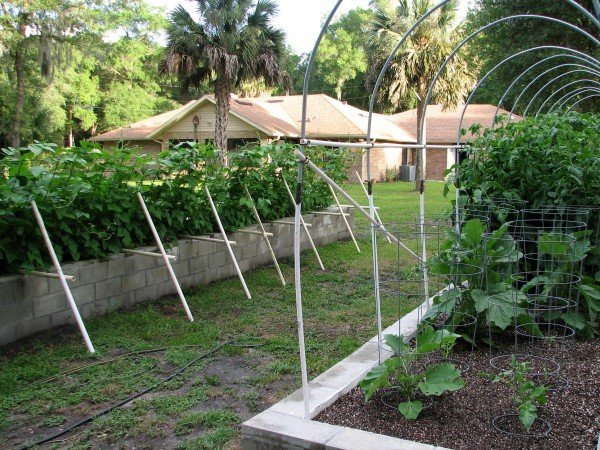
[316,338,600,449]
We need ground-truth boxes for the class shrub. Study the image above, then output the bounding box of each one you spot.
[0,141,349,275]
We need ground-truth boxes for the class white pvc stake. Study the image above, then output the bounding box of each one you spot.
[356,171,392,244]
[243,185,286,287]
[295,149,419,260]
[137,192,194,322]
[31,200,95,353]
[293,168,310,418]
[369,191,384,363]
[328,184,360,253]
[283,178,325,270]
[204,186,252,300]
[419,188,431,314]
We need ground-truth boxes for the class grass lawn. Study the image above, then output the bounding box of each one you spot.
[0,181,453,449]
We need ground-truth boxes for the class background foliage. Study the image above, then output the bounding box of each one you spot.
[0,142,349,275]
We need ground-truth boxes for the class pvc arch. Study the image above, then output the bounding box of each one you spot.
[548,86,600,113]
[525,78,600,118]
[564,93,600,113]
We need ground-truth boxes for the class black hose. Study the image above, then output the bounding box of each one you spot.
[16,340,233,450]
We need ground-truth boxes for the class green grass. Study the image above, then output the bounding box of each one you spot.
[0,181,453,448]
[175,409,240,435]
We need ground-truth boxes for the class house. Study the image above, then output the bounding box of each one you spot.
[389,104,521,180]
[91,95,518,181]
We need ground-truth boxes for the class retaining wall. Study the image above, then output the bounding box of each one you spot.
[0,208,354,346]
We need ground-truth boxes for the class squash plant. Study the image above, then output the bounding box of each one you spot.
[359,326,464,419]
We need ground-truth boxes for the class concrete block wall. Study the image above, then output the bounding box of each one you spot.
[0,209,354,346]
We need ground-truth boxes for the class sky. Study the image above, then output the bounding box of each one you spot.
[147,0,470,54]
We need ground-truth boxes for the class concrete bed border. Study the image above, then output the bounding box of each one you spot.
[242,304,452,450]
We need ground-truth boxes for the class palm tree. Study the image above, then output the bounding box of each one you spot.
[368,0,474,186]
[164,0,289,165]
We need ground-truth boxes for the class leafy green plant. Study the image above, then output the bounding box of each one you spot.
[491,356,548,432]
[0,141,350,275]
[359,326,464,420]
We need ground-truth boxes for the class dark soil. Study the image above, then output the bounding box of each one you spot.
[316,339,600,450]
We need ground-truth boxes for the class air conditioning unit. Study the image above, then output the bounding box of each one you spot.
[400,165,416,182]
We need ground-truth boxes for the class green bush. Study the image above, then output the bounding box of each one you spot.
[0,141,349,275]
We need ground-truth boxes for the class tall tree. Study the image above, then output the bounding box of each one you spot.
[164,0,289,164]
[368,0,474,185]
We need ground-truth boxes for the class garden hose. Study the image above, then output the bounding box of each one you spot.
[16,338,263,450]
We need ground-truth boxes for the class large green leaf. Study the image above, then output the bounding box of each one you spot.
[486,290,525,330]
[416,326,460,354]
[359,357,399,401]
[398,401,423,420]
[423,289,461,320]
[384,333,408,355]
[462,219,485,248]
[417,363,465,396]
[518,401,537,432]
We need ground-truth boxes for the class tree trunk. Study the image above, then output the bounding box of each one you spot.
[11,19,29,148]
[214,77,231,166]
[66,104,74,147]
[335,79,343,101]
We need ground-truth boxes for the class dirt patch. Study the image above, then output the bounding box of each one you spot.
[316,339,600,450]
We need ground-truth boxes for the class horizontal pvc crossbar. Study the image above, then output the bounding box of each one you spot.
[22,270,76,282]
[299,139,462,150]
[266,220,313,227]
[123,249,177,260]
[181,235,237,245]
[338,204,380,210]
[311,211,350,217]
[237,229,274,237]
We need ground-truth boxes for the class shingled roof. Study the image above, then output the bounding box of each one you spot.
[92,94,416,143]
[390,104,521,144]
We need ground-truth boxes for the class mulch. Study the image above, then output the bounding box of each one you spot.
[316,339,600,450]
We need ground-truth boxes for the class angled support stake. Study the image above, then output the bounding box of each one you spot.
[356,171,391,244]
[137,192,194,322]
[243,185,286,286]
[30,200,95,353]
[204,186,252,300]
[283,177,325,270]
[328,184,360,253]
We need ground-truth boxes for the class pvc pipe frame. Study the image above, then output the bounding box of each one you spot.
[548,87,600,113]
[521,70,600,118]
[243,185,286,287]
[493,50,600,125]
[564,93,600,113]
[137,192,194,322]
[31,200,95,353]
[457,46,600,143]
[204,186,252,300]
[292,0,600,419]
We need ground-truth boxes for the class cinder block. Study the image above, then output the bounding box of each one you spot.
[241,244,260,261]
[177,241,196,260]
[208,251,227,268]
[111,291,136,309]
[108,257,127,277]
[21,277,49,299]
[0,300,34,324]
[50,309,73,327]
[157,281,176,298]
[79,261,108,285]
[0,278,17,307]
[71,284,95,305]
[172,260,189,278]
[95,277,122,299]
[0,323,16,346]
[123,254,156,273]
[15,316,51,340]
[146,266,169,285]
[33,292,67,317]
[135,285,158,303]
[122,271,146,292]
[189,256,209,273]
